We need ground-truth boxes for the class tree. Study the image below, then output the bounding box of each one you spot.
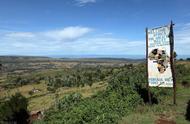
[0,63,2,71]
[0,93,29,124]
[173,51,177,60]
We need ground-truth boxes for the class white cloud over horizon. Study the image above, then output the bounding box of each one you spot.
[0,22,190,56]
[0,25,145,56]
[3,26,92,42]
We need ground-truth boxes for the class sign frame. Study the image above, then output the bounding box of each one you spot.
[146,21,176,104]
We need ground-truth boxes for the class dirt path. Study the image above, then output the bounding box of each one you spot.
[155,115,176,124]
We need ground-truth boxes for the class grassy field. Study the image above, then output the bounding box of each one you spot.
[0,81,107,111]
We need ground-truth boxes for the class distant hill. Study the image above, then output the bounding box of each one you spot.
[0,56,53,63]
[0,56,145,63]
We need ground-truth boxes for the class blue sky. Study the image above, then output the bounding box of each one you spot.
[0,0,190,56]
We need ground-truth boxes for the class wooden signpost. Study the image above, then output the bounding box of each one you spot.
[169,21,176,105]
[146,28,152,104]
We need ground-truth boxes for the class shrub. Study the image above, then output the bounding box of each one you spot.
[186,99,190,121]
[42,85,142,124]
[0,93,29,124]
[28,90,34,95]
[57,93,82,110]
[47,86,56,92]
[39,64,182,124]
[182,80,190,88]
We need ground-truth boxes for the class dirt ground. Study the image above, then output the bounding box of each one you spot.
[155,115,176,124]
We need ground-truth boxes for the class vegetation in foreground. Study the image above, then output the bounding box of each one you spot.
[0,59,190,124]
[0,93,29,124]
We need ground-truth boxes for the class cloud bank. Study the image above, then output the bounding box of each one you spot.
[0,25,144,56]
[0,22,190,56]
[3,26,92,42]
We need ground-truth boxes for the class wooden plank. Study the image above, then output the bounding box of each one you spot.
[146,28,152,104]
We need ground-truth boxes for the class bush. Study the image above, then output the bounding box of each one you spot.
[42,84,142,124]
[0,93,29,124]
[186,100,190,121]
[57,93,82,110]
[39,63,185,124]
[182,80,190,88]
[28,90,34,95]
[47,86,56,92]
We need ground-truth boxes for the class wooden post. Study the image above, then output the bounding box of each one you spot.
[169,21,176,105]
[146,28,152,105]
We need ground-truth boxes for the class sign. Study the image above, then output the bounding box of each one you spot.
[147,25,173,87]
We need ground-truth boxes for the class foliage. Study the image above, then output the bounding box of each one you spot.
[47,86,56,92]
[2,62,190,124]
[42,87,142,124]
[40,62,190,123]
[28,90,34,95]
[186,99,190,121]
[57,93,82,110]
[45,67,112,89]
[176,63,190,87]
[4,66,112,90]
[5,74,44,88]
[0,93,29,124]
[174,51,177,60]
[38,64,147,124]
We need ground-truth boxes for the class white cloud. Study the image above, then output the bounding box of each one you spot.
[1,22,190,56]
[1,26,92,42]
[75,0,96,6]
[174,23,190,55]
[63,37,145,55]
[5,32,35,38]
[0,26,93,55]
[0,26,145,56]
[43,26,92,41]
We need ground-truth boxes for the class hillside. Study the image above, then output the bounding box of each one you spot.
[0,57,190,124]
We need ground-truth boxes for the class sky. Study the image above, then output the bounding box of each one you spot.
[0,0,190,56]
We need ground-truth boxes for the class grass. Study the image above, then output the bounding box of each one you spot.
[0,81,107,111]
[119,113,155,124]
[119,61,190,124]
[119,84,190,124]
[28,82,107,111]
[0,82,48,99]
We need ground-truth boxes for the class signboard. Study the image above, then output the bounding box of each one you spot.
[147,25,173,87]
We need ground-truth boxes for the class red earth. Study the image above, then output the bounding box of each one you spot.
[155,114,176,124]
